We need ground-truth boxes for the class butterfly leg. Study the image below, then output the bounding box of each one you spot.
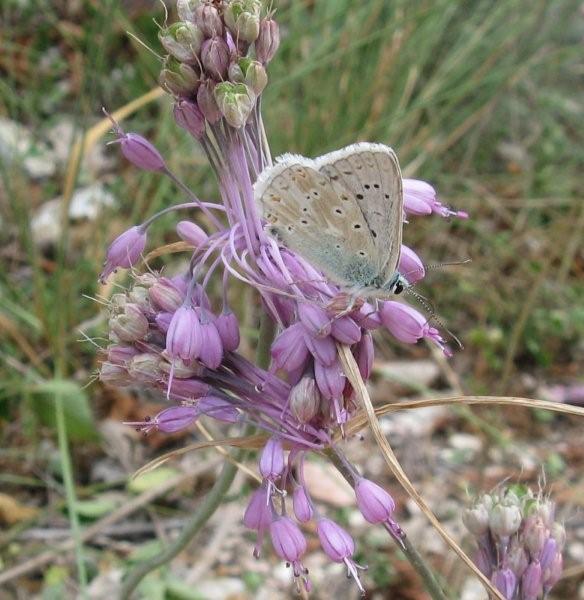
[317,292,362,336]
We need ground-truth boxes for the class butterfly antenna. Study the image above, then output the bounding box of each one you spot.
[424,258,472,272]
[405,287,464,350]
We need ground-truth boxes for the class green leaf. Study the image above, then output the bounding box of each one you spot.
[30,379,99,441]
[74,496,121,519]
[127,467,181,494]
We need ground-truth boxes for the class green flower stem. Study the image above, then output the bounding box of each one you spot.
[325,448,451,600]
[120,312,276,599]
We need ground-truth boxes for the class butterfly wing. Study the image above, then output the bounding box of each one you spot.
[254,155,380,290]
[316,143,403,284]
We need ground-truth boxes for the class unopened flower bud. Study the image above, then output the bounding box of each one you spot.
[271,323,309,372]
[303,332,336,366]
[298,302,331,337]
[159,56,200,97]
[403,178,468,219]
[293,486,314,523]
[197,80,222,124]
[173,99,206,138]
[176,220,208,246]
[314,358,345,401]
[353,331,374,380]
[158,21,204,63]
[194,4,223,36]
[489,502,522,538]
[398,244,425,284]
[255,18,280,64]
[107,344,140,365]
[201,36,230,79]
[521,560,543,600]
[354,301,382,329]
[238,57,267,95]
[166,305,202,362]
[491,568,516,599]
[289,376,321,423]
[214,310,240,351]
[110,303,148,342]
[149,277,184,312]
[259,436,284,480]
[128,285,150,311]
[197,310,223,369]
[214,81,255,128]
[355,477,395,524]
[224,0,261,43]
[330,315,361,345]
[462,504,490,536]
[126,406,199,434]
[542,551,562,590]
[270,516,307,572]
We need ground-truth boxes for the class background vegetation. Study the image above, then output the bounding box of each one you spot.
[0,0,582,598]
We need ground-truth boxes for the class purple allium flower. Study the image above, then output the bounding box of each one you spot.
[292,486,314,523]
[289,376,321,424]
[197,80,222,124]
[354,477,396,525]
[243,485,272,558]
[214,310,241,351]
[201,36,230,79]
[353,331,374,380]
[166,305,202,363]
[259,436,284,481]
[403,178,468,219]
[303,331,337,366]
[124,405,198,434]
[271,323,309,371]
[398,244,425,284]
[491,568,517,599]
[196,396,239,423]
[197,310,224,369]
[316,518,366,593]
[148,277,184,312]
[194,4,223,37]
[176,220,208,247]
[158,21,203,63]
[256,17,280,64]
[330,315,362,345]
[173,99,206,140]
[521,560,543,600]
[298,302,331,337]
[100,225,147,282]
[269,516,309,589]
[314,358,345,401]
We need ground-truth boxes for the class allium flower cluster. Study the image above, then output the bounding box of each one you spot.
[98,0,467,593]
[463,486,564,600]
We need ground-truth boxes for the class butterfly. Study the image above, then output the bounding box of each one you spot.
[254,143,408,300]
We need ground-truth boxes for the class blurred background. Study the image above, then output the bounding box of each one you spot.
[0,0,583,598]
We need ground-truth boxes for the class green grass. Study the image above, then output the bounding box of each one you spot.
[0,0,582,596]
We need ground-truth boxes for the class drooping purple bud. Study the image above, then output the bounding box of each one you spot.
[403,179,468,219]
[173,99,206,139]
[462,503,490,537]
[491,568,516,599]
[154,406,199,433]
[292,486,314,523]
[194,4,223,37]
[196,395,239,423]
[255,18,280,64]
[542,551,562,591]
[158,21,204,63]
[330,315,362,345]
[107,344,140,365]
[354,301,382,330]
[316,518,365,593]
[155,311,173,333]
[289,376,321,424]
[214,310,240,351]
[380,301,451,355]
[270,516,308,579]
[314,358,345,400]
[201,36,230,79]
[165,305,202,362]
[521,560,543,600]
[100,225,147,282]
[488,502,522,538]
[539,538,557,571]
[176,220,208,247]
[271,323,309,372]
[303,331,336,366]
[167,377,210,401]
[398,244,425,284]
[259,436,284,480]
[354,477,396,524]
[353,331,374,380]
[197,80,222,124]
[298,303,331,337]
[197,310,224,369]
[109,303,148,343]
[149,277,185,312]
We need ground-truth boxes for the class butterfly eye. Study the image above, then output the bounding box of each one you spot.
[394,282,404,295]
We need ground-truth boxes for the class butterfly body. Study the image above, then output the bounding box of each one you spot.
[254,143,406,300]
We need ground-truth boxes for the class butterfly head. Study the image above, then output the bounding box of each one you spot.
[379,272,409,296]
